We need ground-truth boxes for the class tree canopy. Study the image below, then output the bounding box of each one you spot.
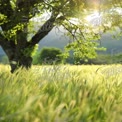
[0,0,122,72]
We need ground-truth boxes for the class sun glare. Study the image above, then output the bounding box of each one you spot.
[85,11,102,26]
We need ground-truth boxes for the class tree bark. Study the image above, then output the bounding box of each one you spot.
[1,44,33,73]
[9,55,33,73]
[0,33,33,73]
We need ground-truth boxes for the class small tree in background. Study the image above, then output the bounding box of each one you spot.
[38,47,63,65]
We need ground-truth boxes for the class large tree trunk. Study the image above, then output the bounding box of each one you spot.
[0,35,33,73]
[9,54,33,73]
[1,43,33,73]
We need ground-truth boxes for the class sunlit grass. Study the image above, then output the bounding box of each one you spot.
[0,64,122,122]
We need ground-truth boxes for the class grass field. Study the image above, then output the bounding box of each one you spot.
[0,64,122,122]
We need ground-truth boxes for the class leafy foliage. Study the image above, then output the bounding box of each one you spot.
[65,38,106,64]
[38,47,63,64]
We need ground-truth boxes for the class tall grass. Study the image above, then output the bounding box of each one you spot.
[0,64,122,122]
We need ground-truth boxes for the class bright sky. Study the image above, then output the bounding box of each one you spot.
[85,11,102,26]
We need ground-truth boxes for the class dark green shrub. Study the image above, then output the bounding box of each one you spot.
[38,47,63,64]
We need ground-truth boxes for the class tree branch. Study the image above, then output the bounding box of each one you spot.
[16,0,43,10]
[26,0,71,47]
[27,13,58,46]
[0,0,13,18]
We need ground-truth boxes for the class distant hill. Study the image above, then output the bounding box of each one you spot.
[99,33,122,54]
[38,28,69,50]
[39,30,122,55]
[0,29,122,56]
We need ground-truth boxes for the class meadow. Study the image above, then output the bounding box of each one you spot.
[0,64,122,122]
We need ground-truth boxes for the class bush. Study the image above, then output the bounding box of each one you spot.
[38,47,63,64]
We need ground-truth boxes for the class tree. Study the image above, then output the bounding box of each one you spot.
[0,0,122,72]
[38,47,63,64]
